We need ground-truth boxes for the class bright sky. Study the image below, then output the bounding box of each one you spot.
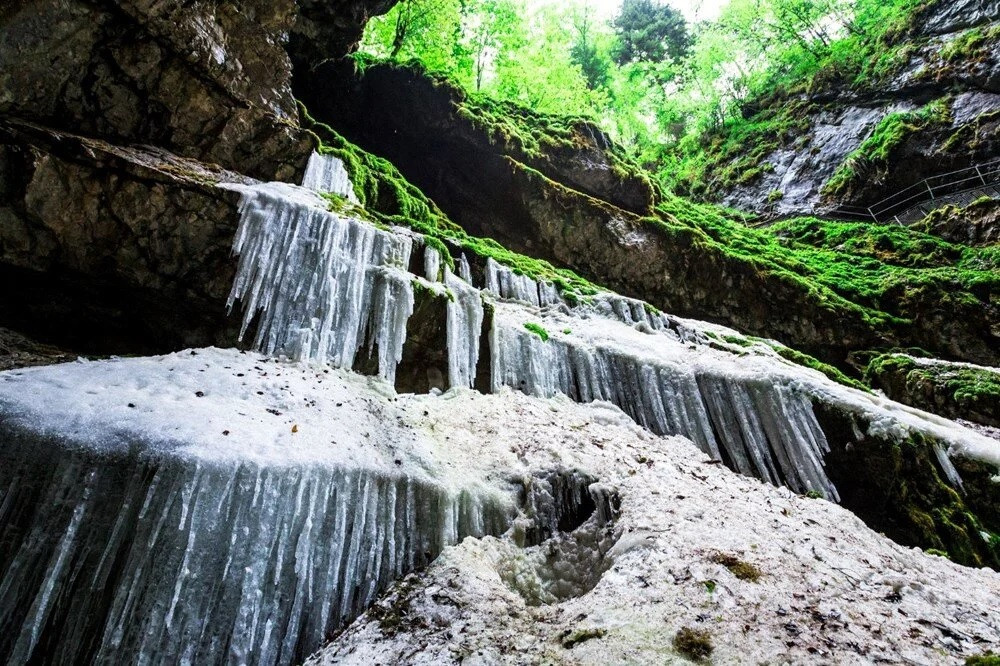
[568,0,729,21]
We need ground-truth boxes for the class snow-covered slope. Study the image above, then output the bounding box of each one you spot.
[312,384,1000,665]
[1,349,998,665]
[1,154,998,666]
[222,162,1000,501]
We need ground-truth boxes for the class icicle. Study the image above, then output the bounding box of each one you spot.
[933,443,964,489]
[489,303,839,499]
[424,245,441,282]
[223,182,413,382]
[445,266,484,388]
[484,258,541,306]
[458,253,474,285]
[0,439,513,666]
[301,152,360,203]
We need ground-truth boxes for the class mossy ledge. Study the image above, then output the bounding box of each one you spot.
[865,353,1000,428]
[818,402,1000,569]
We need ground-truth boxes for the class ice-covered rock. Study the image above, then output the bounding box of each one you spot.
[0,350,514,666]
[306,384,1000,666]
[224,182,414,384]
[301,152,360,203]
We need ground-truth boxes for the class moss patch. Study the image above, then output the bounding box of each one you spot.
[865,354,1000,427]
[822,99,952,198]
[818,402,1000,569]
[709,553,762,582]
[673,626,713,661]
[524,322,550,342]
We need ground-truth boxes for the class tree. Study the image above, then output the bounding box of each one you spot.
[612,0,691,66]
[360,0,465,73]
[569,4,612,90]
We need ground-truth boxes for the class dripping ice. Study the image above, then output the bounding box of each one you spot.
[220,157,987,500]
[224,181,413,384]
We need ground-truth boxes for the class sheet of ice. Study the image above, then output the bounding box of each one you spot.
[301,152,360,203]
[424,244,441,282]
[445,267,484,388]
[490,302,838,499]
[224,182,414,384]
[0,349,514,666]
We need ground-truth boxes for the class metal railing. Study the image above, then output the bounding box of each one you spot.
[823,159,1000,224]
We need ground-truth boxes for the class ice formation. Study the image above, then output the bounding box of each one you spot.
[0,351,513,666]
[220,178,1000,499]
[490,302,837,499]
[225,182,414,383]
[445,266,484,388]
[484,258,563,307]
[307,384,1000,665]
[300,152,360,203]
[423,243,442,282]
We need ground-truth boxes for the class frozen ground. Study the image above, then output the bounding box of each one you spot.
[2,350,999,664]
[313,380,1000,665]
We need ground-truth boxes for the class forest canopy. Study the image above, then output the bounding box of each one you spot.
[359,0,930,190]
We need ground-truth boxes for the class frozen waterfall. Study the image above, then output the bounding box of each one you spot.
[220,179,840,498]
[225,182,414,384]
[301,152,360,203]
[489,302,838,500]
[0,351,514,666]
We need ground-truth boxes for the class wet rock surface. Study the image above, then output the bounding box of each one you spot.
[706,1,1000,217]
[0,120,245,354]
[0,0,319,180]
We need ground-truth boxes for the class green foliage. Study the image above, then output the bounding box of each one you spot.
[822,99,951,197]
[612,0,691,65]
[357,0,939,194]
[523,322,550,341]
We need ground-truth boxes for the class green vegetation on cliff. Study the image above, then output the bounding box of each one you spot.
[865,353,1000,427]
[655,195,997,334]
[357,0,944,198]
[822,99,951,197]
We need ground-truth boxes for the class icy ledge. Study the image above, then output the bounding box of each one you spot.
[306,385,1000,665]
[0,350,513,666]
[219,176,1000,501]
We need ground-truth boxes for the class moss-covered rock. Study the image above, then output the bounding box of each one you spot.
[818,401,1000,569]
[865,353,1000,428]
[912,196,1000,246]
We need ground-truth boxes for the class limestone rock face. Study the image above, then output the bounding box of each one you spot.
[0,120,245,353]
[297,62,657,226]
[698,0,1000,218]
[0,0,324,180]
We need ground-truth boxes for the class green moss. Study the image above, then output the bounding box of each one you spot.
[765,342,869,392]
[665,100,813,196]
[967,653,1000,666]
[865,354,1000,425]
[821,402,1000,569]
[300,101,612,303]
[673,627,713,661]
[710,553,762,582]
[823,99,952,197]
[938,25,1000,62]
[299,102,461,237]
[654,195,996,347]
[560,627,607,649]
[524,322,550,342]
